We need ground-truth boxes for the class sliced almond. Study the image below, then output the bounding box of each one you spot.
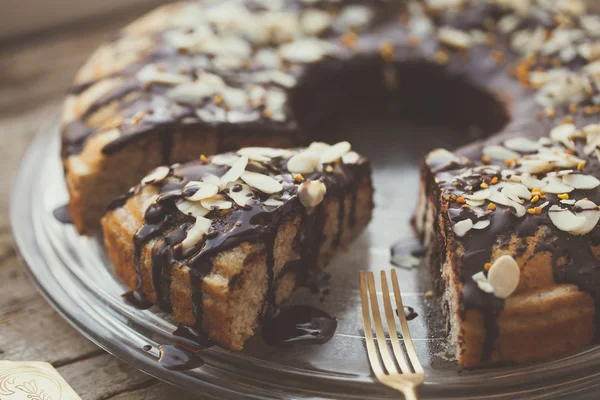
[487,255,520,299]
[298,179,327,207]
[502,182,531,201]
[521,173,546,190]
[570,199,600,235]
[320,141,351,164]
[211,154,240,166]
[466,199,485,207]
[184,182,219,201]
[241,171,283,194]
[543,176,574,193]
[438,27,472,49]
[562,173,600,190]
[219,155,248,189]
[202,173,221,185]
[472,219,491,230]
[342,151,361,164]
[464,189,491,201]
[225,182,253,207]
[518,158,554,174]
[263,197,285,207]
[307,141,331,154]
[453,219,473,237]
[287,150,320,174]
[237,147,292,162]
[504,137,540,153]
[201,195,233,210]
[176,200,210,218]
[141,166,169,185]
[482,145,520,161]
[472,271,494,293]
[550,123,577,149]
[549,205,586,232]
[182,216,212,254]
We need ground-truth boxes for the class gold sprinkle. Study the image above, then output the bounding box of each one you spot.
[545,107,556,118]
[262,108,273,118]
[569,104,579,114]
[435,50,449,65]
[215,94,224,105]
[425,290,434,298]
[565,149,574,155]
[480,182,489,189]
[585,105,595,115]
[457,196,466,203]
[379,41,395,62]
[200,154,208,164]
[578,161,586,171]
[341,31,358,48]
[444,195,451,201]
[527,208,536,215]
[451,194,458,201]
[484,263,492,271]
[558,193,569,200]
[561,115,574,124]
[452,181,459,186]
[492,49,504,63]
[407,35,420,48]
[294,174,304,183]
[535,207,542,215]
[481,155,491,164]
[491,176,499,184]
[131,110,147,125]
[325,165,334,173]
[462,204,470,209]
[531,195,539,203]
[505,159,513,167]
[488,203,496,211]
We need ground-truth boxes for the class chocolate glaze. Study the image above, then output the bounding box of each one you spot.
[119,150,368,340]
[261,305,338,347]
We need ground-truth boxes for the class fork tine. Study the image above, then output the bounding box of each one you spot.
[380,270,413,374]
[366,272,399,375]
[391,269,425,374]
[359,271,386,378]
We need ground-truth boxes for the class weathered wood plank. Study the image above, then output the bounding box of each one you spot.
[0,6,203,398]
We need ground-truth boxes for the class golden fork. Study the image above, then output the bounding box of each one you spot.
[359,270,425,400]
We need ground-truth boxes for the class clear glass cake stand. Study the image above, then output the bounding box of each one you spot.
[10,113,600,399]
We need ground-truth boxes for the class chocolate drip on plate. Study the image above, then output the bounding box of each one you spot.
[53,204,73,224]
[262,305,338,347]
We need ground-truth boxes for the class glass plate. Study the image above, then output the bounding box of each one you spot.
[10,113,600,399]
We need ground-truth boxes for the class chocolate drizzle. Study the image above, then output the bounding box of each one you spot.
[118,150,368,342]
[429,121,600,362]
[261,305,338,347]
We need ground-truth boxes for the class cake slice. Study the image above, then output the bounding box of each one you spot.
[415,123,599,368]
[102,141,373,350]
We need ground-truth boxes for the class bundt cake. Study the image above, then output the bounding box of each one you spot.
[62,0,600,368]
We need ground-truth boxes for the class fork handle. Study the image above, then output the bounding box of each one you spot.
[402,387,418,400]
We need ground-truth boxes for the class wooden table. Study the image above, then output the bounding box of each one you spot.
[0,7,201,399]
